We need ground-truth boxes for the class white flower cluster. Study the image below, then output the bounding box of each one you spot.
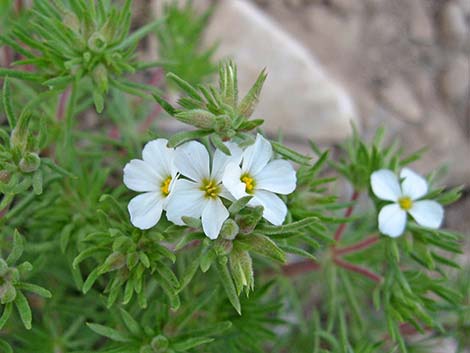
[371,168,444,238]
[123,134,297,239]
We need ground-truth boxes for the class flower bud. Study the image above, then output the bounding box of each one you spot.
[100,252,126,273]
[235,206,264,234]
[213,115,232,133]
[0,282,17,304]
[0,170,11,183]
[63,11,80,32]
[150,335,169,353]
[213,239,233,257]
[93,64,109,94]
[88,32,108,53]
[220,219,239,240]
[175,110,216,129]
[19,152,41,173]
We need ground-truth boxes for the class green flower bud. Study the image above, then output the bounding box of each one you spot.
[150,335,169,353]
[175,110,216,129]
[88,32,108,53]
[220,219,239,240]
[235,205,264,234]
[213,115,232,133]
[93,64,109,94]
[213,239,233,257]
[0,170,11,183]
[63,11,80,32]
[0,282,16,304]
[100,252,126,273]
[19,152,41,173]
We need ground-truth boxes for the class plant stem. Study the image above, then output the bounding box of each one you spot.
[334,190,360,242]
[279,259,321,276]
[56,87,71,121]
[334,257,382,283]
[334,235,380,256]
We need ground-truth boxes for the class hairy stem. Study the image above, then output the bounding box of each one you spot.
[279,259,321,276]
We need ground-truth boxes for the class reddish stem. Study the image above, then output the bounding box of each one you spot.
[56,87,71,121]
[334,235,380,256]
[3,46,13,68]
[334,257,382,283]
[334,190,360,242]
[15,0,23,13]
[280,259,321,276]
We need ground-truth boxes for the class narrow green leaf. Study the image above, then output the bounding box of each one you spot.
[172,337,214,351]
[6,229,24,266]
[0,69,44,82]
[271,141,311,165]
[167,72,203,102]
[228,196,253,215]
[167,129,211,148]
[15,291,32,330]
[86,323,131,342]
[2,78,16,128]
[215,257,241,314]
[152,93,176,116]
[238,233,286,263]
[119,308,142,336]
[238,69,267,118]
[257,217,318,235]
[17,283,52,298]
[0,303,12,330]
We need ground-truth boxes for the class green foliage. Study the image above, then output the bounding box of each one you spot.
[0,1,467,353]
[156,0,217,86]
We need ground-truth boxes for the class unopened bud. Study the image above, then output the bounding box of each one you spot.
[150,335,169,353]
[220,219,239,240]
[101,252,126,273]
[0,282,16,304]
[175,110,215,129]
[213,115,232,133]
[0,170,11,183]
[93,64,108,94]
[88,32,108,53]
[19,152,41,173]
[63,11,80,32]
[213,239,233,256]
[235,205,264,234]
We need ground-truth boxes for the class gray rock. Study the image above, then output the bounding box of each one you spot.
[409,1,434,43]
[440,1,468,47]
[440,54,470,102]
[457,0,470,17]
[380,78,423,123]
[204,0,359,142]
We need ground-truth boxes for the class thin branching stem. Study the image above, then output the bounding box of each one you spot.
[334,257,382,283]
[334,190,360,242]
[334,235,380,256]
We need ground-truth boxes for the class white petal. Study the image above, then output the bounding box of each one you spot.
[201,198,229,240]
[128,192,164,230]
[370,169,402,202]
[142,139,176,178]
[251,190,287,226]
[409,200,444,229]
[378,203,407,237]
[222,162,248,199]
[242,134,272,175]
[123,159,159,192]
[400,168,428,200]
[166,179,206,225]
[174,141,210,182]
[255,159,296,195]
[211,142,243,181]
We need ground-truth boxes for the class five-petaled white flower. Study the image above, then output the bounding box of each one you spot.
[123,139,177,230]
[222,134,296,226]
[166,141,242,240]
[370,168,444,238]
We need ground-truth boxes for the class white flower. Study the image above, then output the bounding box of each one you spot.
[166,141,242,240]
[222,134,296,226]
[123,139,177,230]
[370,168,444,238]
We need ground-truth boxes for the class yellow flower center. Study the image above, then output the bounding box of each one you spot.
[160,176,172,197]
[241,174,255,194]
[398,196,413,211]
[200,179,220,199]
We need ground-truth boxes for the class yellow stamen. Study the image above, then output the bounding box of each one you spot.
[200,179,221,199]
[160,176,172,197]
[398,196,413,211]
[241,174,255,194]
